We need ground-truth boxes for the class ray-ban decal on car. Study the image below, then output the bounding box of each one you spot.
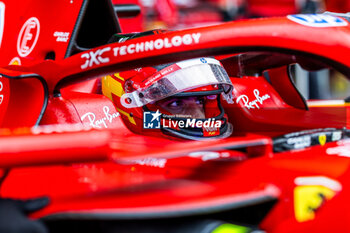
[236,89,271,109]
[81,106,120,129]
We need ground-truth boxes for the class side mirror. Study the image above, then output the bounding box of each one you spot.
[0,69,47,128]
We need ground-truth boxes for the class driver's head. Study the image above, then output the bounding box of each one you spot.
[102,57,234,140]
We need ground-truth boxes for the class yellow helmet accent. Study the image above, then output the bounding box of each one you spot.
[116,107,136,125]
[102,75,125,100]
[102,74,136,125]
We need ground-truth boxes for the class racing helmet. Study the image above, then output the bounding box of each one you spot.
[102,56,234,140]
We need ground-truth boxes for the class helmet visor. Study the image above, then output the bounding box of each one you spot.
[121,58,234,108]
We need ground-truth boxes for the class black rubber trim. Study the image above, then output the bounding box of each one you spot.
[64,0,90,58]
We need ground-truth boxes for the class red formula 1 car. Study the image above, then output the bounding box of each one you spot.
[1,1,350,232]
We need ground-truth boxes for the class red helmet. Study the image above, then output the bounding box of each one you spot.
[102,56,234,140]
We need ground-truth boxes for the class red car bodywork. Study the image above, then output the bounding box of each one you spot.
[246,0,299,17]
[0,1,350,232]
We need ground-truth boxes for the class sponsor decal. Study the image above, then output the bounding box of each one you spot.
[31,123,90,134]
[294,176,341,222]
[273,128,346,152]
[283,128,335,138]
[137,57,217,89]
[318,134,326,146]
[236,89,271,109]
[128,157,167,168]
[80,33,202,70]
[286,135,311,149]
[17,17,40,57]
[9,57,21,65]
[203,126,220,137]
[326,136,350,157]
[113,33,201,56]
[0,2,4,48]
[80,105,120,129]
[331,131,342,141]
[200,57,207,63]
[81,47,111,69]
[326,145,350,157]
[294,176,342,191]
[188,151,230,161]
[287,14,348,27]
[53,31,70,42]
[141,63,181,89]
